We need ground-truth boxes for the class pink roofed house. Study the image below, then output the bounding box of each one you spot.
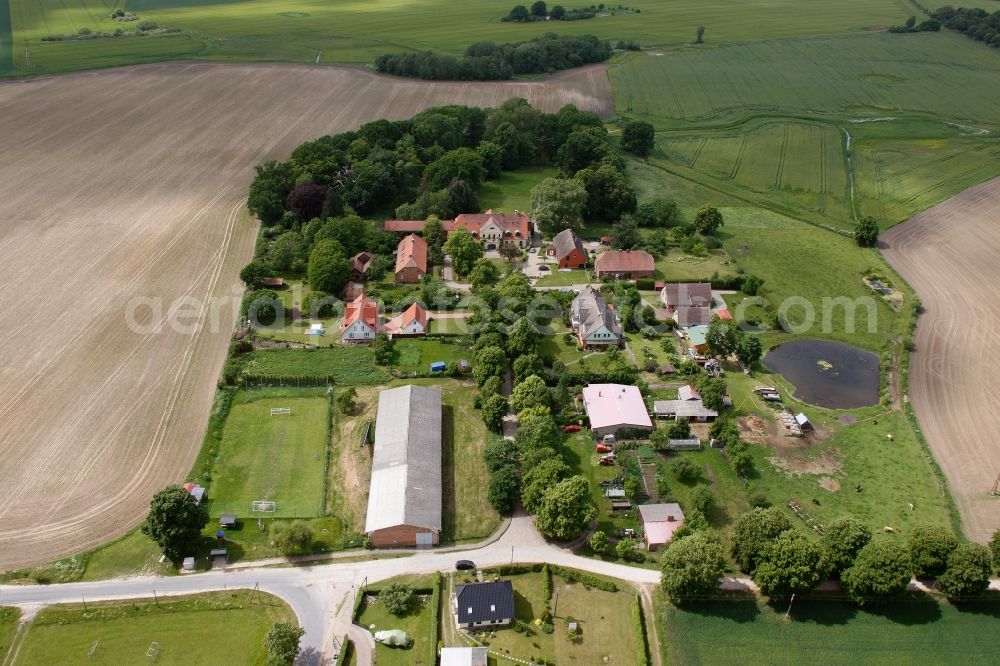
[638,503,685,551]
[581,384,653,436]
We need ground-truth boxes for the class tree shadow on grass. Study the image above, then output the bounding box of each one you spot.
[765,596,857,626]
[674,593,761,623]
[948,592,1000,617]
[514,590,536,622]
[862,592,942,625]
[440,404,457,542]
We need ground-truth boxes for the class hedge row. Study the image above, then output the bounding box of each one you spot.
[631,594,650,666]
[334,634,352,666]
[548,565,618,591]
[241,374,334,387]
[483,563,544,576]
[428,574,443,664]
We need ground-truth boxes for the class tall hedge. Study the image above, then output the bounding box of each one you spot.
[631,594,651,666]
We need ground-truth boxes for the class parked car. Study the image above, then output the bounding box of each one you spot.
[595,443,613,453]
[528,247,537,253]
[563,424,581,433]
[455,560,476,571]
[598,454,617,466]
[602,434,617,445]
[538,265,550,272]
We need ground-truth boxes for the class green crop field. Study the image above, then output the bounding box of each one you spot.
[613,33,1000,127]
[660,593,1000,666]
[614,32,1000,229]
[14,591,294,666]
[3,0,911,75]
[206,391,329,518]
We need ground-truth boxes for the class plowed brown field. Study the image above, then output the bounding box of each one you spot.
[0,62,611,569]
[881,177,1000,543]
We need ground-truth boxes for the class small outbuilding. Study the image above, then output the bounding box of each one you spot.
[219,514,237,529]
[210,548,228,568]
[795,412,812,430]
[440,647,489,666]
[429,361,447,372]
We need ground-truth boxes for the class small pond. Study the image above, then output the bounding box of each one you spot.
[763,339,880,409]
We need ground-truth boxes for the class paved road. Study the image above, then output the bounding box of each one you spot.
[3,515,997,664]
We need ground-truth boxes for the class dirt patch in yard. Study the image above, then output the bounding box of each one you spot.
[819,476,841,492]
[768,445,843,477]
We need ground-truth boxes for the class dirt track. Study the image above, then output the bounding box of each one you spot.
[0,62,612,569]
[881,177,1000,543]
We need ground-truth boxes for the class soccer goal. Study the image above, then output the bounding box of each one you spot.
[251,500,277,513]
[87,640,100,661]
[270,407,291,416]
[146,641,161,662]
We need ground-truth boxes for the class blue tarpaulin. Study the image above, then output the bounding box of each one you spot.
[429,361,446,372]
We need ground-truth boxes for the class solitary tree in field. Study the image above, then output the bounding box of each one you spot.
[693,205,724,235]
[142,485,209,562]
[660,533,726,602]
[621,120,656,156]
[695,26,705,43]
[854,215,880,247]
[740,273,764,296]
[264,623,304,666]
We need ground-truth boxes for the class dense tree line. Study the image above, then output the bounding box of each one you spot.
[660,509,997,604]
[374,34,612,81]
[887,14,942,33]
[930,6,1000,47]
[503,2,638,23]
[245,100,605,299]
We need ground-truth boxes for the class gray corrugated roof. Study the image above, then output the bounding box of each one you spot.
[553,228,586,261]
[572,286,621,341]
[638,503,685,523]
[653,399,718,419]
[365,385,442,533]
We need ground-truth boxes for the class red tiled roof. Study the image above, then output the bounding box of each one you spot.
[717,309,733,320]
[594,250,654,273]
[341,293,378,330]
[383,219,426,233]
[445,209,530,240]
[395,234,428,275]
[386,303,428,333]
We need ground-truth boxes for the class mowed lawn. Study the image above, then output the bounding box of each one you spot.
[14,591,294,666]
[660,593,1000,666]
[6,0,910,75]
[207,393,329,518]
[392,338,473,374]
[479,166,556,213]
[357,575,438,666]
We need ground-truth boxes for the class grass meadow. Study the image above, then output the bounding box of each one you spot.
[659,592,1000,666]
[4,0,911,75]
[206,391,329,518]
[392,337,472,374]
[479,165,556,213]
[14,591,294,666]
[0,607,19,664]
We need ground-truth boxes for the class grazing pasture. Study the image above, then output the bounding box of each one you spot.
[0,62,612,570]
[882,177,1000,543]
[5,0,909,75]
[660,593,1000,666]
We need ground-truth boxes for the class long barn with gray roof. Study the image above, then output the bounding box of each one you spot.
[364,384,443,547]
